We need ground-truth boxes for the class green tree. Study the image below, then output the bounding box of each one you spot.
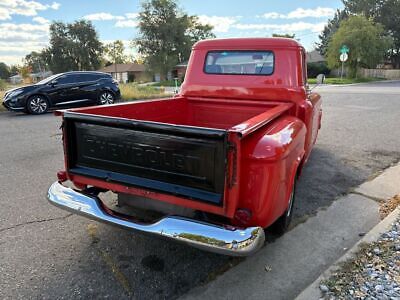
[46,20,103,73]
[135,0,215,79]
[104,40,128,64]
[19,65,31,80]
[343,0,400,67]
[0,62,10,79]
[185,15,214,46]
[272,33,296,38]
[343,0,385,18]
[25,51,48,73]
[317,9,349,56]
[9,65,19,76]
[326,16,392,77]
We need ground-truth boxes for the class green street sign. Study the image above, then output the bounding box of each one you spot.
[340,45,350,54]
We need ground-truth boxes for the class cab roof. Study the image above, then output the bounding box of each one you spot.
[193,38,303,50]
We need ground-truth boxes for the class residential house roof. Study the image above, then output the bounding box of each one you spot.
[306,50,325,63]
[99,63,146,73]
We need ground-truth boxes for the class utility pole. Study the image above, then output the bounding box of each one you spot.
[114,42,118,82]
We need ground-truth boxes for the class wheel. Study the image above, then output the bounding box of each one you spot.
[27,95,49,114]
[270,180,296,235]
[99,91,115,105]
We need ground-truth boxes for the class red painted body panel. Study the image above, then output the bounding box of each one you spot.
[237,116,306,227]
[58,38,322,228]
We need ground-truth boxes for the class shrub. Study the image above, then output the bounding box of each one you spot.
[0,78,6,91]
[307,62,330,78]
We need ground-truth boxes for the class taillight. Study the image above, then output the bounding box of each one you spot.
[234,208,252,226]
[57,170,68,182]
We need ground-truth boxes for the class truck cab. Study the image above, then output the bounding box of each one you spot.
[47,38,322,256]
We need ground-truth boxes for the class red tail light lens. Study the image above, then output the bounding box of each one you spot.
[57,170,68,182]
[234,208,252,226]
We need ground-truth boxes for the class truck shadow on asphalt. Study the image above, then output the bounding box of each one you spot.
[36,145,400,299]
[294,147,363,221]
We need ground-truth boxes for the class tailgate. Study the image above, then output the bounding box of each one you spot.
[63,112,227,205]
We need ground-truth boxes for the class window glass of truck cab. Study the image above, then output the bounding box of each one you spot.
[204,51,274,75]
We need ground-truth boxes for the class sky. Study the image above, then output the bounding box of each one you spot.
[0,0,344,65]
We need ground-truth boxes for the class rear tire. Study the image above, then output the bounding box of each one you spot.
[98,91,115,105]
[270,179,296,235]
[27,95,49,115]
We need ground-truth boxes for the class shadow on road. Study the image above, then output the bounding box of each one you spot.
[31,145,400,299]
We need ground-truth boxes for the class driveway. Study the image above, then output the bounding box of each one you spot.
[0,81,399,299]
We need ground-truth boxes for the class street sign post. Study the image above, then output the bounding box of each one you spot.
[340,45,349,54]
[339,45,349,79]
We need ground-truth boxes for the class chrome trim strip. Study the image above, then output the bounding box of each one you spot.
[55,99,90,106]
[47,181,265,256]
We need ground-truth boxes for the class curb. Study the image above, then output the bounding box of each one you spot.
[314,79,400,88]
[181,193,381,300]
[355,163,400,200]
[295,207,400,300]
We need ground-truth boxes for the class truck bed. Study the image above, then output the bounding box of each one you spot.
[70,96,287,130]
[61,97,292,206]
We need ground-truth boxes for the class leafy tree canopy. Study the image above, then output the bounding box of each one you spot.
[25,51,48,73]
[9,65,19,76]
[19,65,31,79]
[135,0,215,78]
[272,33,296,38]
[45,20,103,73]
[0,62,10,79]
[317,9,349,56]
[326,15,392,77]
[343,0,400,67]
[104,40,128,64]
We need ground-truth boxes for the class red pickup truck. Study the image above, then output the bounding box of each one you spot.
[48,38,322,256]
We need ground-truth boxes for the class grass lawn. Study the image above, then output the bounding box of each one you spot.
[0,91,5,111]
[119,83,168,101]
[151,79,182,87]
[308,77,385,85]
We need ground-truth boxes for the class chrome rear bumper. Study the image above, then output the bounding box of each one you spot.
[47,182,265,256]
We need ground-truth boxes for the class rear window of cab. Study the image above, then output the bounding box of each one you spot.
[204,51,274,75]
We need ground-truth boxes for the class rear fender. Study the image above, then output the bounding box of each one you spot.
[237,116,306,228]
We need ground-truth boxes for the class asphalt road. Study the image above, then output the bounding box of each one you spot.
[1,81,400,299]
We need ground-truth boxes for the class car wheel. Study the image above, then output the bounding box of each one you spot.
[270,179,296,235]
[27,95,49,115]
[99,91,115,105]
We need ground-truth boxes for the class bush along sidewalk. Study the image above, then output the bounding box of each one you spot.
[319,196,400,299]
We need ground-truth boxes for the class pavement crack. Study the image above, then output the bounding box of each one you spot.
[350,191,384,203]
[0,213,73,233]
[86,223,134,297]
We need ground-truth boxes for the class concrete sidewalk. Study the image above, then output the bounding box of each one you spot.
[181,163,400,300]
[296,207,400,300]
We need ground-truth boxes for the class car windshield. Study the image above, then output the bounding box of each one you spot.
[36,74,59,85]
